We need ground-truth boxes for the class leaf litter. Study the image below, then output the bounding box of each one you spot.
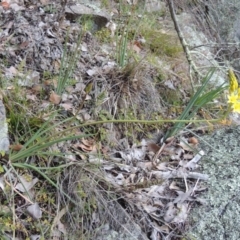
[0,0,211,239]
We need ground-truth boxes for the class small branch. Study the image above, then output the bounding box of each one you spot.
[167,0,202,84]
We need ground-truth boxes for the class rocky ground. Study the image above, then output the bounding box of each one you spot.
[0,0,238,239]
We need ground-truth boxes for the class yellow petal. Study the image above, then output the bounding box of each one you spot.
[233,102,240,113]
[228,93,238,103]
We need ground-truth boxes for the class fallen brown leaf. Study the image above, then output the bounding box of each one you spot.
[49,91,61,104]
[1,2,10,9]
[10,144,23,151]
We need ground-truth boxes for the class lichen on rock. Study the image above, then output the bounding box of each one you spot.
[187,126,240,240]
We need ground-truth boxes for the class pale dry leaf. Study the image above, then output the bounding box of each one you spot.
[132,42,141,54]
[23,189,35,200]
[0,176,5,191]
[118,148,145,162]
[183,153,194,160]
[77,143,93,152]
[26,202,42,219]
[150,229,158,240]
[15,176,38,192]
[115,173,125,185]
[164,202,177,222]
[86,68,97,76]
[179,138,195,151]
[88,155,104,164]
[185,150,204,170]
[179,159,188,168]
[170,147,184,160]
[61,93,68,102]
[104,173,122,187]
[142,204,159,214]
[73,82,86,92]
[103,164,115,171]
[39,101,50,110]
[158,225,169,233]
[81,138,94,147]
[152,221,169,234]
[147,185,166,196]
[60,102,73,111]
[26,94,37,101]
[85,94,92,100]
[81,43,88,52]
[5,66,18,78]
[51,229,61,239]
[173,189,193,204]
[49,91,61,104]
[152,198,164,208]
[164,80,175,90]
[53,60,61,71]
[136,161,153,171]
[155,162,168,171]
[10,3,25,11]
[125,173,136,185]
[169,181,180,190]
[106,21,117,37]
[118,164,135,172]
[172,203,188,223]
[51,207,67,238]
[58,221,67,234]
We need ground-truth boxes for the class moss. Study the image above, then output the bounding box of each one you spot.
[159,87,182,105]
[148,32,182,57]
[95,27,112,43]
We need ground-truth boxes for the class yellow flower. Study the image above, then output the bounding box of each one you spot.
[232,101,240,113]
[228,93,238,104]
[229,68,238,94]
[228,68,240,113]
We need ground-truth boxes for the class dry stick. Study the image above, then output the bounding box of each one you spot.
[167,0,202,88]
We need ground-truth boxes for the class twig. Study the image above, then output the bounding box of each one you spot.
[167,0,202,86]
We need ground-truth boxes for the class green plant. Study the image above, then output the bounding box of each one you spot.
[56,26,83,95]
[163,69,227,141]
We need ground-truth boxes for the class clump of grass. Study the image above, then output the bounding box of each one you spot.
[164,69,227,141]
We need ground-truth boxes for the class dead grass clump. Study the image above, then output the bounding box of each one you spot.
[59,165,148,240]
[94,62,163,120]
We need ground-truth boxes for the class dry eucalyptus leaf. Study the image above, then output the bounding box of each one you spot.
[164,203,177,222]
[169,181,180,190]
[26,203,42,219]
[49,91,61,104]
[60,102,73,111]
[58,221,67,234]
[86,68,97,76]
[26,94,37,101]
[0,176,5,191]
[172,203,188,223]
[15,176,38,192]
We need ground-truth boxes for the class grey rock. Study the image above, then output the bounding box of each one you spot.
[187,126,240,240]
[0,100,9,153]
[65,3,111,31]
[176,13,226,86]
[144,0,166,13]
